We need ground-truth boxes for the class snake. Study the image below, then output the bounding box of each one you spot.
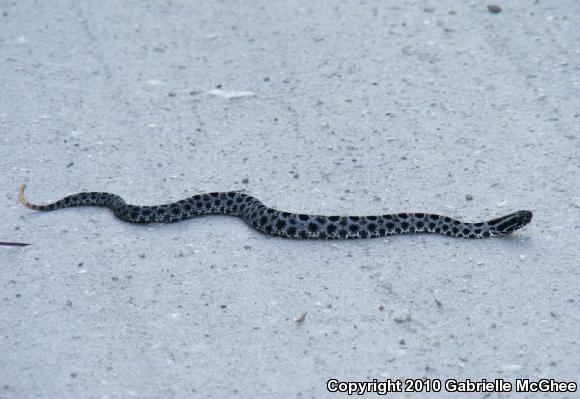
[18,185,532,239]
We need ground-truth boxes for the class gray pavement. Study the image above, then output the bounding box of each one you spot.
[1,1,579,398]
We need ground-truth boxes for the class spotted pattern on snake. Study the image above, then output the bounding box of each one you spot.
[18,185,532,239]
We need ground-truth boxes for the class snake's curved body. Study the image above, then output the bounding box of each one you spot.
[18,185,532,239]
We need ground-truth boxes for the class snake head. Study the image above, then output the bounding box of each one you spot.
[487,210,533,236]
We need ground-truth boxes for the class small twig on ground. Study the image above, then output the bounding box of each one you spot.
[0,241,31,247]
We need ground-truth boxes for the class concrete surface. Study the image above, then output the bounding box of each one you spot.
[1,1,579,398]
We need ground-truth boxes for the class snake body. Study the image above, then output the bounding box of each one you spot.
[18,185,532,239]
